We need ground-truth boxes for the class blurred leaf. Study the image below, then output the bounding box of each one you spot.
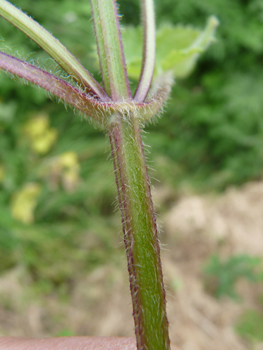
[123,16,219,80]
[158,16,219,77]
[204,254,263,300]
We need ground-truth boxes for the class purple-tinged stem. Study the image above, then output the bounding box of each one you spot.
[90,0,131,101]
[0,52,172,126]
[0,53,172,126]
[134,0,156,102]
[108,114,170,350]
[0,52,109,123]
[0,0,109,100]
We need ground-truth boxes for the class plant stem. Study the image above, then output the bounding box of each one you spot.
[134,0,156,102]
[108,114,170,350]
[90,0,131,101]
[0,0,109,99]
[91,1,170,347]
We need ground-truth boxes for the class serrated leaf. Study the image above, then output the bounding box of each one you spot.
[160,47,201,78]
[122,15,219,80]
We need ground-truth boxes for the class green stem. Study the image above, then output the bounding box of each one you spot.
[0,0,109,100]
[108,115,170,350]
[91,1,170,347]
[134,0,156,102]
[90,0,131,101]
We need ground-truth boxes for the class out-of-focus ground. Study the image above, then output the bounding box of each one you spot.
[1,181,263,350]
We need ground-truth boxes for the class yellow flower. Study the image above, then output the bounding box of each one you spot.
[59,152,80,191]
[11,183,41,224]
[0,165,5,183]
[23,113,57,155]
[59,151,79,169]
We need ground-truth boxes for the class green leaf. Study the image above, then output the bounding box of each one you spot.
[122,15,219,80]
[122,26,143,80]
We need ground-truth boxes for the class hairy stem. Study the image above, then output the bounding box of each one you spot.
[134,0,156,102]
[90,0,131,101]
[0,0,109,100]
[108,115,170,350]
[0,52,111,123]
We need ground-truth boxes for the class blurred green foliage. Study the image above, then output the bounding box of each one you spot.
[235,309,263,343]
[204,255,263,300]
[147,0,263,189]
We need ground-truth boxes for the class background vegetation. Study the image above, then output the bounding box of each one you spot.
[0,0,263,346]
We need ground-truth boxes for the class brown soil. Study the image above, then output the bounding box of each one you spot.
[1,181,263,350]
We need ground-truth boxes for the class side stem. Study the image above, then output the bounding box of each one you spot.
[108,114,170,350]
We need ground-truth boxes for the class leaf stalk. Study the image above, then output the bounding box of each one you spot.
[0,0,109,100]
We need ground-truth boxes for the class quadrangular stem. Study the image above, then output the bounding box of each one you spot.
[108,114,170,350]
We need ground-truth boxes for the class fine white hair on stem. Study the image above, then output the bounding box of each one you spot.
[0,0,110,101]
[134,0,156,103]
